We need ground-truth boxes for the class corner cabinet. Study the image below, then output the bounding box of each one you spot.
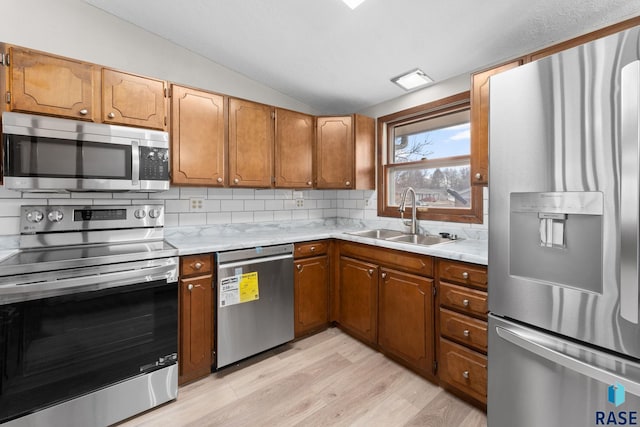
[179,254,214,385]
[470,59,522,186]
[228,98,274,188]
[436,259,488,407]
[315,114,375,189]
[337,242,436,379]
[170,85,226,186]
[294,241,330,337]
[275,108,314,188]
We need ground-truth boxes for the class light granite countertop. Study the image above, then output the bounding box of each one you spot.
[165,219,488,265]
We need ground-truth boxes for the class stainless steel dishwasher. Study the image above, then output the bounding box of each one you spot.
[216,244,294,368]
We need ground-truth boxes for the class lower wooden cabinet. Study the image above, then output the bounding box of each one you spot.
[179,254,213,385]
[294,254,329,337]
[378,268,434,375]
[338,256,379,346]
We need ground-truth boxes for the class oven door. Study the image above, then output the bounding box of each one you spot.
[0,262,178,424]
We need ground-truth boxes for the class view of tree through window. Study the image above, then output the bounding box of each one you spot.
[388,110,471,209]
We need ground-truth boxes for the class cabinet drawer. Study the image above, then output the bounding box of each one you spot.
[181,254,213,276]
[439,308,487,353]
[439,281,488,319]
[340,242,433,276]
[438,260,487,290]
[295,241,329,258]
[439,338,487,404]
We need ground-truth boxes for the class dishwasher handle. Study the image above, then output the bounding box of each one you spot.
[217,253,293,270]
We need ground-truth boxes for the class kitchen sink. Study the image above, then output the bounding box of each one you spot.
[346,229,455,246]
[385,233,452,245]
[347,229,406,239]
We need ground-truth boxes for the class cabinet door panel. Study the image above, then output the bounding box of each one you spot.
[378,268,434,373]
[294,255,329,337]
[102,69,166,130]
[339,256,378,345]
[179,275,212,384]
[9,47,96,121]
[275,109,313,188]
[171,86,225,186]
[316,116,353,189]
[228,98,274,187]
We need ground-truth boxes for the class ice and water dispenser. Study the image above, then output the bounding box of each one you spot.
[509,191,604,293]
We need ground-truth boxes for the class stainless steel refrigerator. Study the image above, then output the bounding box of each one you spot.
[488,25,640,426]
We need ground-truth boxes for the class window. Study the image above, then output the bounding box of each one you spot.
[377,92,483,223]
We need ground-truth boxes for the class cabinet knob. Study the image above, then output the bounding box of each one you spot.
[381,272,387,279]
[194,262,203,270]
[475,172,482,180]
[368,269,374,276]
[296,264,302,271]
[107,112,116,119]
[307,181,312,186]
[462,299,470,307]
[463,329,470,337]
[217,177,223,183]
[234,178,240,184]
[462,370,470,379]
[79,109,88,116]
[345,181,351,186]
[188,284,194,291]
[462,271,469,279]
[310,246,316,252]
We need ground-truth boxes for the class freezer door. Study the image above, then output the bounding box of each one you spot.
[489,315,640,427]
[489,25,640,358]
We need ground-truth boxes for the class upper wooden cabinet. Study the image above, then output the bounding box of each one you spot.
[170,85,226,186]
[6,46,99,121]
[470,60,522,186]
[102,68,167,130]
[228,98,274,188]
[316,114,374,190]
[274,108,314,188]
[4,46,167,130]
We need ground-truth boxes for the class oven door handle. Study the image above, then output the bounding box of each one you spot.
[0,263,178,304]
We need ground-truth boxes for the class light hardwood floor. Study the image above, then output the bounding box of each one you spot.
[119,328,487,427]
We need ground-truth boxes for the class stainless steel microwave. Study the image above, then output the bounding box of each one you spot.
[2,112,170,192]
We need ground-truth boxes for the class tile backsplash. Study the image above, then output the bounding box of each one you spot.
[0,185,488,237]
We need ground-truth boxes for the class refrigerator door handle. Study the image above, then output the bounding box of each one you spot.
[495,325,640,394]
[620,59,640,324]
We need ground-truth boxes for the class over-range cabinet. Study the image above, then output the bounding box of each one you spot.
[488,25,640,426]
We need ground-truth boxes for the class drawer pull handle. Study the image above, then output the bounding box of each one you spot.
[368,269,374,276]
[462,370,470,379]
[310,246,316,251]
[296,264,302,271]
[194,262,203,270]
[234,178,240,184]
[345,181,351,186]
[217,177,223,183]
[462,271,469,279]
[307,181,312,186]
[462,299,470,307]
[463,329,470,337]
[79,109,88,115]
[381,272,387,279]
[108,112,116,119]
[475,172,482,180]
[188,284,194,291]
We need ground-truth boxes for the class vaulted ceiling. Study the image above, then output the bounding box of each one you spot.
[85,0,639,114]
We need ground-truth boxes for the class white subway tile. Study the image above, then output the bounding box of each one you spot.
[336,208,349,217]
[254,189,275,200]
[349,190,364,200]
[323,190,337,200]
[165,199,190,213]
[164,213,179,227]
[337,191,350,199]
[0,199,44,217]
[349,209,365,219]
[316,200,331,209]
[265,200,284,210]
[72,192,112,199]
[150,187,179,199]
[232,189,255,199]
[93,199,134,205]
[178,212,207,226]
[232,211,254,223]
[291,210,309,220]
[207,188,233,199]
[273,211,292,221]
[308,210,324,219]
[204,200,221,212]
[274,190,293,200]
[244,200,265,211]
[0,188,24,199]
[180,187,208,198]
[283,199,296,210]
[207,212,232,224]
[220,200,244,212]
[30,193,69,199]
[342,200,357,209]
[119,192,148,200]
[254,211,275,222]
[0,217,20,235]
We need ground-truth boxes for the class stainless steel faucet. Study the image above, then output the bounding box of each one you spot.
[398,187,418,234]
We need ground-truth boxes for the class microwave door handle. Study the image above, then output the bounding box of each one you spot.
[131,140,140,186]
[620,60,640,324]
[495,325,640,395]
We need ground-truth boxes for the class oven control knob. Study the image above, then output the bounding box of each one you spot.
[134,209,147,219]
[47,210,64,223]
[26,210,44,223]
[149,208,161,219]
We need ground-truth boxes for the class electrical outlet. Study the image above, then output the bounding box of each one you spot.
[189,197,205,212]
[365,199,370,207]
[296,199,304,208]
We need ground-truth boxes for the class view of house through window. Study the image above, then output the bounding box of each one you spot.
[378,92,482,223]
[388,109,471,209]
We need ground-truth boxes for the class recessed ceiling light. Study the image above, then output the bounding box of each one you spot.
[341,0,367,9]
[391,68,433,91]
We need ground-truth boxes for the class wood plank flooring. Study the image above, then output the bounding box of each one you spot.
[118,328,487,427]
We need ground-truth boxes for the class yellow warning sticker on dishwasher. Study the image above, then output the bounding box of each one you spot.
[219,272,259,307]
